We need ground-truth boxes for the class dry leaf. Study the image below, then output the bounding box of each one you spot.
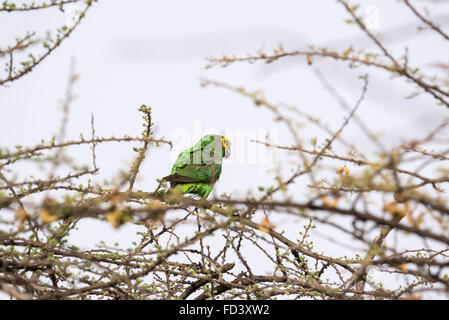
[407,211,424,228]
[105,208,131,229]
[306,54,312,65]
[15,207,28,228]
[259,216,275,234]
[322,195,338,208]
[414,213,424,228]
[16,207,27,222]
[384,202,409,220]
[336,166,349,175]
[38,209,58,223]
[393,192,407,203]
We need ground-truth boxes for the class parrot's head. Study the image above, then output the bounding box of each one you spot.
[221,136,231,159]
[199,135,231,163]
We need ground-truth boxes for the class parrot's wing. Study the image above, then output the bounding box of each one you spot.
[172,147,201,170]
[165,162,221,184]
[172,135,216,169]
[166,136,222,185]
[162,173,200,184]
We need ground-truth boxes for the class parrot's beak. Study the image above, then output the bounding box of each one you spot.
[222,137,231,159]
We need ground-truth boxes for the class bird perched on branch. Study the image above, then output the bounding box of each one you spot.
[162,134,231,199]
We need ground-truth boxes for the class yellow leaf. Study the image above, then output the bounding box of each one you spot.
[322,196,338,208]
[393,192,407,203]
[406,212,414,225]
[387,64,397,72]
[106,209,121,228]
[407,211,424,228]
[105,208,131,229]
[364,53,372,63]
[342,46,353,58]
[38,209,58,223]
[336,166,349,175]
[259,216,275,234]
[384,202,409,220]
[306,54,312,66]
[15,207,28,228]
[414,213,424,228]
[15,207,28,223]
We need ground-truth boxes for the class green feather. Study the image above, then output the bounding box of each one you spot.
[173,183,214,199]
[163,134,230,199]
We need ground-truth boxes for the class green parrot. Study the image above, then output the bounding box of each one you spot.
[162,134,231,199]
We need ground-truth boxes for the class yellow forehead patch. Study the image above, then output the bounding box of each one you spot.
[222,137,231,149]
